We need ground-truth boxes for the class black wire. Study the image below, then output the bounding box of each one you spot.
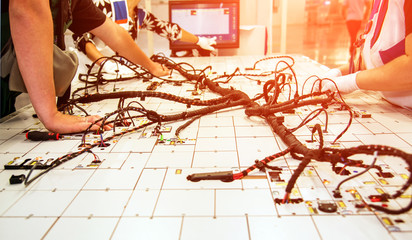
[333,151,378,193]
[175,115,202,138]
[289,108,328,133]
[21,54,412,216]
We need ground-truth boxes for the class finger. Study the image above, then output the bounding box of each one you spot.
[322,82,336,92]
[85,115,113,131]
[207,46,215,51]
[86,122,112,132]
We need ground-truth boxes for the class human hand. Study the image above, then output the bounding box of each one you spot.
[147,61,170,77]
[197,36,217,51]
[43,112,112,134]
[102,60,134,75]
[322,68,342,79]
[317,72,360,94]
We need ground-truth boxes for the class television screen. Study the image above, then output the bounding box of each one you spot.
[168,0,240,51]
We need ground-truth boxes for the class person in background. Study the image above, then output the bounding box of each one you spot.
[319,0,412,109]
[342,0,371,54]
[75,0,217,72]
[1,0,169,134]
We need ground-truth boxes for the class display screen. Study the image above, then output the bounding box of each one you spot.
[169,0,239,51]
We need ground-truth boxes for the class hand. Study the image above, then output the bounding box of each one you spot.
[147,61,170,77]
[197,36,217,51]
[313,68,343,92]
[102,61,117,73]
[102,60,134,75]
[318,72,360,94]
[322,68,342,79]
[43,112,112,134]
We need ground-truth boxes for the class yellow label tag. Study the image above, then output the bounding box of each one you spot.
[338,201,346,208]
[375,188,385,194]
[308,207,316,214]
[292,188,300,196]
[382,217,393,226]
[379,179,389,185]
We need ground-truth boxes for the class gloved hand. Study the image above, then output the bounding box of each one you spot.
[102,60,134,75]
[322,68,342,79]
[319,72,360,94]
[197,36,217,51]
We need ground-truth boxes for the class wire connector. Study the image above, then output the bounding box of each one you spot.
[9,174,26,184]
[187,171,234,182]
[333,190,342,198]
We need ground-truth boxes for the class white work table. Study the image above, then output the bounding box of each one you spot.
[0,55,411,240]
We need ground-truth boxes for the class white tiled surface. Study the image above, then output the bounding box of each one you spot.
[1,55,412,239]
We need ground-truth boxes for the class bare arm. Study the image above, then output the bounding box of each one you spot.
[180,29,199,43]
[356,33,412,91]
[90,17,169,76]
[85,41,106,65]
[9,0,109,134]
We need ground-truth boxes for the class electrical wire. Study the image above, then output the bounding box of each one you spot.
[19,54,412,215]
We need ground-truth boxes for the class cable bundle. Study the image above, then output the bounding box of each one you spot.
[23,54,412,215]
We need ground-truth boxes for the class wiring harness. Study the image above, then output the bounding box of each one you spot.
[23,54,412,215]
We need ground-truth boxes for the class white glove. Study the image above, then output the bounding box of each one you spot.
[320,72,360,94]
[313,68,342,92]
[102,61,134,75]
[197,36,217,51]
[322,68,342,79]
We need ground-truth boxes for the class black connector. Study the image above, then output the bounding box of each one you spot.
[369,194,389,202]
[186,171,234,182]
[333,190,342,198]
[274,198,303,204]
[318,201,338,213]
[334,166,351,175]
[147,81,160,90]
[26,131,60,141]
[376,172,394,178]
[9,174,26,184]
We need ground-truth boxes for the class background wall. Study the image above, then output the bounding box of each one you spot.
[138,0,344,55]
[143,0,274,55]
[272,0,306,25]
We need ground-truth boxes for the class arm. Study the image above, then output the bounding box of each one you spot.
[90,17,169,76]
[180,29,199,44]
[180,29,216,51]
[320,34,412,93]
[139,9,216,51]
[356,33,412,91]
[9,0,109,134]
[85,41,105,65]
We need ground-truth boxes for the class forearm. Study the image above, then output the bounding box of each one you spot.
[9,0,58,125]
[85,42,105,65]
[140,9,183,42]
[91,18,156,71]
[338,64,350,75]
[8,1,112,134]
[180,29,198,44]
[337,55,366,75]
[357,33,412,91]
[357,54,412,91]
